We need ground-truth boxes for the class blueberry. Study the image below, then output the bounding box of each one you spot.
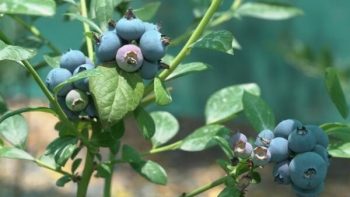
[305,125,329,148]
[139,60,160,79]
[65,89,89,112]
[313,145,330,165]
[274,119,302,139]
[85,57,94,65]
[273,160,291,185]
[60,50,86,73]
[288,127,317,153]
[116,44,143,72]
[233,141,253,159]
[139,30,169,61]
[73,63,95,92]
[96,30,122,62]
[289,152,327,190]
[292,182,324,197]
[144,22,159,31]
[255,129,274,147]
[116,9,145,41]
[56,96,79,120]
[230,132,247,148]
[85,100,98,118]
[45,68,73,96]
[268,137,289,162]
[252,146,271,166]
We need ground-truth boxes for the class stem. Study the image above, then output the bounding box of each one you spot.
[77,149,95,197]
[180,175,229,197]
[232,0,242,10]
[148,141,182,154]
[10,16,61,55]
[80,0,94,62]
[35,159,73,177]
[103,153,115,197]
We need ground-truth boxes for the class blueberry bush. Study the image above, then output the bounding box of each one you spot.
[0,0,348,197]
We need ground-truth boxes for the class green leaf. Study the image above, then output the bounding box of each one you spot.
[212,136,234,159]
[236,2,303,20]
[218,187,241,197]
[65,13,103,34]
[166,62,210,81]
[205,83,260,124]
[56,175,71,187]
[44,137,78,166]
[0,147,34,160]
[122,145,142,163]
[325,68,348,118]
[96,163,112,178]
[131,160,167,185]
[134,107,155,139]
[0,107,56,125]
[0,0,56,16]
[180,125,230,151]
[134,1,161,20]
[0,40,36,61]
[90,66,144,126]
[71,158,82,173]
[62,0,77,5]
[150,111,179,148]
[243,92,275,132]
[43,55,60,68]
[154,77,172,105]
[322,122,350,146]
[0,115,28,148]
[94,122,124,149]
[193,30,236,55]
[251,171,261,184]
[0,95,8,115]
[93,0,114,28]
[328,142,350,158]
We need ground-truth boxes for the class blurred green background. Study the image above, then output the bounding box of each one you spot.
[1,0,350,122]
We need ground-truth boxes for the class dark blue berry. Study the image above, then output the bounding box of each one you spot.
[116,9,145,41]
[273,160,291,185]
[313,145,330,165]
[73,63,95,92]
[144,22,159,31]
[274,119,302,139]
[139,60,160,79]
[268,137,289,162]
[139,30,169,61]
[288,127,316,153]
[60,50,86,73]
[45,68,73,96]
[230,132,247,148]
[255,129,274,147]
[292,182,324,197]
[305,125,329,148]
[96,31,122,62]
[56,96,79,120]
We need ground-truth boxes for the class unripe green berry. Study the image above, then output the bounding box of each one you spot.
[65,89,89,112]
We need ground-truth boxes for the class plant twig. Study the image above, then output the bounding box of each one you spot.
[80,0,94,62]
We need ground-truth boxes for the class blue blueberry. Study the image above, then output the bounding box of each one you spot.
[274,119,302,139]
[73,63,95,92]
[85,100,97,118]
[268,137,289,162]
[292,182,324,197]
[144,22,159,31]
[60,50,86,73]
[252,146,271,166]
[45,68,73,96]
[273,160,291,185]
[116,44,143,72]
[139,30,169,61]
[255,129,274,147]
[288,127,317,153]
[233,141,253,159]
[305,125,329,148]
[96,30,122,62]
[116,9,145,41]
[56,96,79,120]
[139,60,160,79]
[65,89,89,112]
[289,152,327,190]
[313,145,330,165]
[85,57,94,65]
[230,132,247,148]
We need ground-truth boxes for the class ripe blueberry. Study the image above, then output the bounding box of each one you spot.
[65,89,89,112]
[139,30,169,61]
[252,146,271,166]
[234,141,253,159]
[305,125,329,148]
[313,145,330,165]
[45,68,73,96]
[268,137,289,162]
[273,160,291,185]
[85,100,97,118]
[56,96,79,120]
[255,129,274,147]
[230,132,247,148]
[85,57,94,65]
[116,9,145,41]
[288,127,317,153]
[116,44,143,72]
[60,50,86,73]
[73,63,95,92]
[144,22,159,31]
[139,60,160,79]
[96,30,122,62]
[289,152,327,190]
[274,119,302,139]
[292,182,324,197]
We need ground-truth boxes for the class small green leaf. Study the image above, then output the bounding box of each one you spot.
[154,77,172,105]
[43,55,60,68]
[328,142,350,158]
[166,62,210,81]
[131,160,167,185]
[96,163,112,178]
[180,125,230,151]
[94,123,124,149]
[44,137,78,166]
[193,30,236,55]
[90,66,144,126]
[0,107,56,125]
[218,187,241,197]
[243,92,275,132]
[122,145,142,163]
[0,147,34,160]
[236,2,303,20]
[65,13,103,34]
[0,114,28,148]
[150,111,179,148]
[322,122,350,146]
[0,0,56,16]
[55,121,76,137]
[93,0,114,29]
[325,68,348,118]
[134,107,155,139]
[251,171,261,184]
[71,158,82,173]
[0,40,36,61]
[56,175,71,187]
[134,1,161,20]
[205,83,260,124]
[212,136,234,159]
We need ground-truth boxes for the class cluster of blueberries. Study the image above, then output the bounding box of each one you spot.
[95,9,169,79]
[45,50,97,120]
[230,119,330,197]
